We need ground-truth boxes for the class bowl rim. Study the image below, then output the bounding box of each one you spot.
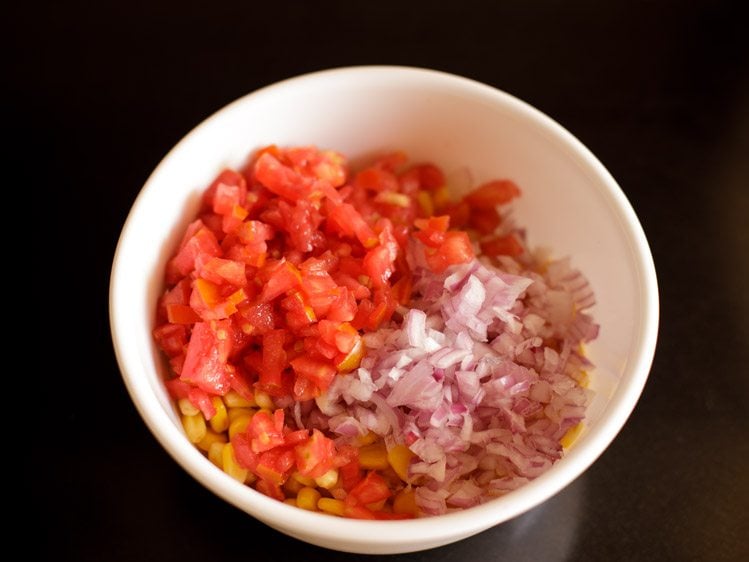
[110,65,659,549]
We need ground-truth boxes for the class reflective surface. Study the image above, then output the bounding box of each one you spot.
[24,1,747,560]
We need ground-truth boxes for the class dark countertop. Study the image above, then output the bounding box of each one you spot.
[24,1,747,560]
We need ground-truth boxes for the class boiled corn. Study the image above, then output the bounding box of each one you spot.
[387,444,414,481]
[317,497,345,516]
[358,442,389,470]
[222,443,249,482]
[296,487,321,511]
[182,413,207,444]
[209,396,229,433]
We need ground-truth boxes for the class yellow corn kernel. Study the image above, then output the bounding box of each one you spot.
[366,499,386,511]
[208,397,229,433]
[182,413,207,444]
[432,185,451,212]
[561,422,584,449]
[254,389,275,410]
[283,477,304,495]
[224,390,256,408]
[227,407,255,423]
[358,442,389,470]
[197,429,227,452]
[228,414,253,440]
[177,398,199,416]
[318,497,345,516]
[292,472,316,487]
[415,190,434,217]
[208,442,225,468]
[314,468,339,490]
[388,444,415,481]
[356,431,379,446]
[575,370,589,388]
[284,498,298,507]
[222,443,249,482]
[296,487,321,511]
[393,489,418,516]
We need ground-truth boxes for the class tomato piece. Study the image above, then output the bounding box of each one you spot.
[326,203,378,248]
[198,257,246,287]
[164,377,191,400]
[425,231,474,273]
[166,303,201,324]
[247,409,286,453]
[464,179,521,207]
[290,356,336,392]
[255,447,295,485]
[480,233,524,257]
[168,224,221,280]
[400,163,444,194]
[280,291,316,330]
[294,429,336,478]
[354,167,399,192]
[255,479,286,501]
[468,207,502,234]
[343,504,378,519]
[348,471,392,505]
[209,169,247,215]
[260,261,302,302]
[153,323,188,357]
[335,334,365,372]
[179,320,232,394]
[254,152,309,201]
[257,330,287,395]
[337,446,362,491]
[363,245,395,289]
[231,433,259,470]
[236,301,275,335]
[187,386,217,419]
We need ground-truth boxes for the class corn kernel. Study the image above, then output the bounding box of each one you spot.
[208,442,225,468]
[182,413,207,444]
[228,414,253,440]
[358,442,389,470]
[284,498,298,507]
[388,444,415,481]
[356,431,379,446]
[254,389,275,410]
[433,185,451,212]
[393,489,418,516]
[208,397,229,433]
[222,443,249,482]
[224,390,255,408]
[318,497,345,516]
[197,429,227,452]
[227,407,255,423]
[415,190,434,217]
[292,472,316,487]
[297,487,321,511]
[314,468,339,490]
[561,422,584,449]
[177,398,200,416]
[366,499,386,511]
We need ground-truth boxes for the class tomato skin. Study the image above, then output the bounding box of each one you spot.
[254,152,311,201]
[480,233,524,257]
[260,261,302,302]
[153,323,188,357]
[425,231,475,273]
[290,356,336,393]
[294,429,336,478]
[168,225,221,281]
[347,471,392,505]
[179,320,232,394]
[464,179,521,207]
[247,409,286,453]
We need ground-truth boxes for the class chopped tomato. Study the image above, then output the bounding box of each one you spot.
[347,471,392,505]
[294,429,336,478]
[247,409,286,453]
[464,179,521,207]
[290,356,336,393]
[179,320,232,394]
[480,233,524,257]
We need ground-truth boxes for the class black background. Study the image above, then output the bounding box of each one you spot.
[21,1,748,560]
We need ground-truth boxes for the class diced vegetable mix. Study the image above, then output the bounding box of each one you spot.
[153,146,598,518]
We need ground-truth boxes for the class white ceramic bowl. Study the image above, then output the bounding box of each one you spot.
[110,66,658,554]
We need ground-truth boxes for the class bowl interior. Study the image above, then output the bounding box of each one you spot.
[111,67,657,554]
